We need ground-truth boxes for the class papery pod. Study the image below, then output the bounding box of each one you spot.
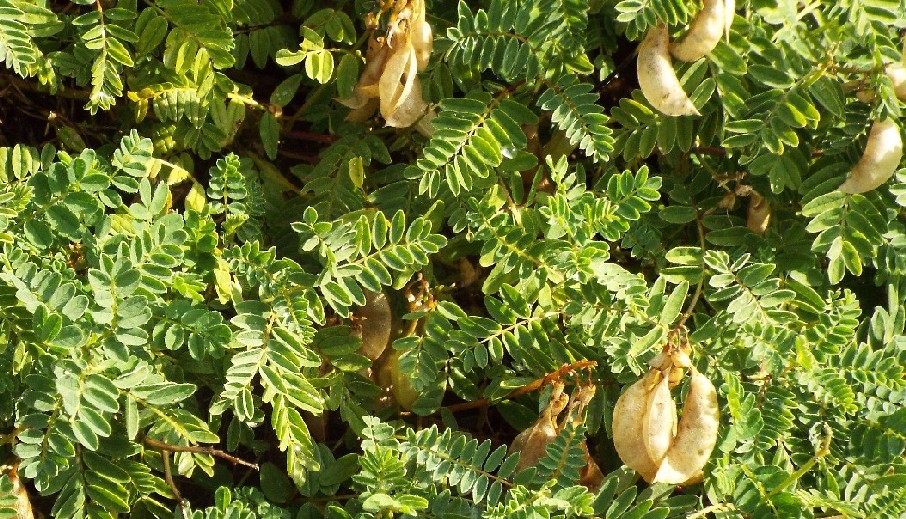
[612,370,662,481]
[643,371,676,465]
[670,0,725,62]
[652,367,720,484]
[747,191,771,235]
[637,25,700,117]
[510,382,569,471]
[562,383,605,491]
[838,119,903,194]
[8,465,34,519]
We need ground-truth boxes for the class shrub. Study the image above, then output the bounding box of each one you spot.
[0,0,905,518]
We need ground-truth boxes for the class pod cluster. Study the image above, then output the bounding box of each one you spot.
[509,382,604,490]
[338,0,434,132]
[612,349,719,485]
[637,0,734,116]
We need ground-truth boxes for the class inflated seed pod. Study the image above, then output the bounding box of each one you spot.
[612,370,662,481]
[376,348,420,410]
[886,63,906,100]
[670,0,725,62]
[746,191,771,235]
[643,372,677,465]
[637,25,700,117]
[357,290,392,361]
[838,119,903,194]
[511,382,569,471]
[652,367,719,484]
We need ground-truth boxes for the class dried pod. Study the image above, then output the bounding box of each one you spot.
[612,370,661,481]
[8,465,34,519]
[670,0,725,62]
[746,190,771,235]
[338,0,434,130]
[357,290,392,361]
[511,382,569,471]
[338,36,390,120]
[724,0,735,41]
[652,367,719,484]
[637,25,700,116]
[643,372,677,465]
[886,63,906,101]
[838,119,903,194]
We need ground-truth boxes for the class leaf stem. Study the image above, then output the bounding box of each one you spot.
[143,437,259,469]
[768,423,833,497]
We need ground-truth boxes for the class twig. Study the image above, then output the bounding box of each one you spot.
[160,449,183,504]
[143,437,259,469]
[426,360,598,414]
[676,216,707,329]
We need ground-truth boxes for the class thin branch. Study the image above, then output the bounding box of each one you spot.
[160,449,183,504]
[423,360,598,414]
[676,215,707,329]
[143,437,259,469]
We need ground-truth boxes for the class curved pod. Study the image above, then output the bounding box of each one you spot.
[653,367,719,484]
[670,0,725,62]
[643,371,677,464]
[612,370,661,481]
[637,25,700,117]
[724,0,735,41]
[887,63,906,101]
[838,119,903,194]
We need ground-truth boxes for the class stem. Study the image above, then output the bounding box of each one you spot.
[676,216,707,329]
[768,423,833,497]
[411,360,598,414]
[143,437,259,469]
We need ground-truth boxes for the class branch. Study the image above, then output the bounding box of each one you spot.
[432,360,598,414]
[143,437,259,469]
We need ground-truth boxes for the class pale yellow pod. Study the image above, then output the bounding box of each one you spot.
[652,367,719,484]
[723,0,735,42]
[637,25,700,117]
[612,370,661,481]
[670,0,725,62]
[643,371,677,465]
[746,191,771,235]
[412,20,433,71]
[511,382,569,471]
[838,119,904,194]
[887,63,906,101]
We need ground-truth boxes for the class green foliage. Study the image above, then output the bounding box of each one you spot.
[0,0,905,518]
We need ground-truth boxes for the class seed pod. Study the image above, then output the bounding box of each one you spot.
[652,367,719,484]
[838,119,903,194]
[724,0,735,41]
[670,0,725,62]
[612,370,661,481]
[637,25,700,117]
[511,382,569,471]
[8,465,34,519]
[887,63,906,101]
[746,191,771,235]
[376,349,420,410]
[643,372,677,464]
[357,290,392,361]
